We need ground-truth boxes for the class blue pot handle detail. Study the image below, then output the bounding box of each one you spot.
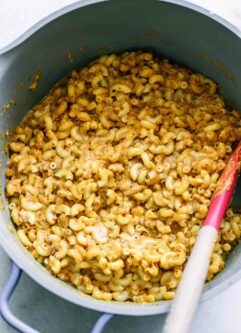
[0,261,39,333]
[90,313,115,333]
[0,261,115,333]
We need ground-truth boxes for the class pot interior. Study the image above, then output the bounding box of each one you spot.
[0,0,241,315]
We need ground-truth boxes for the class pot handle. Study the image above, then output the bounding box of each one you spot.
[0,261,115,333]
[90,313,114,333]
[0,261,39,333]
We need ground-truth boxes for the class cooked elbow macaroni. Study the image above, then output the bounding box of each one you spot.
[6,51,241,303]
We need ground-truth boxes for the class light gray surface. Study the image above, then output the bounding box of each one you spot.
[1,1,241,332]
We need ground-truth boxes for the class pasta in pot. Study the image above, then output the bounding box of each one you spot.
[6,51,241,303]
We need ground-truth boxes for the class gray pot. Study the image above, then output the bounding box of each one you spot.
[0,0,241,316]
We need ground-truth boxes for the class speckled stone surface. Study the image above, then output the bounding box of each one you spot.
[1,1,241,332]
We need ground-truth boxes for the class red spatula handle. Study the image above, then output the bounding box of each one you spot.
[163,141,241,333]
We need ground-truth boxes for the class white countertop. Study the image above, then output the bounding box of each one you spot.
[1,1,241,333]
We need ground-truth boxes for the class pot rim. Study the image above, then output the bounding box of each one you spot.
[0,0,241,316]
[0,0,241,56]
